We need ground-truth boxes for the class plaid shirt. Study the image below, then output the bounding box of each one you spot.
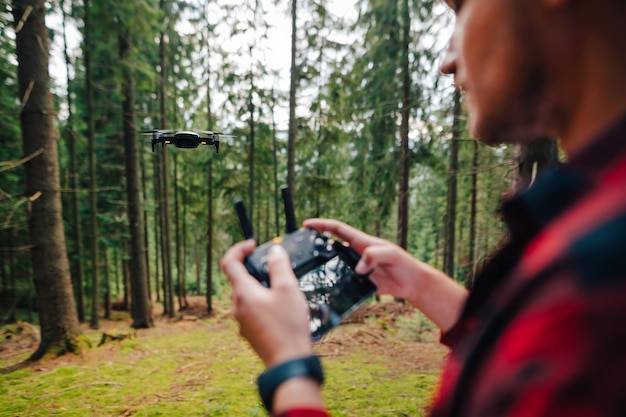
[276,117,626,417]
[432,114,626,417]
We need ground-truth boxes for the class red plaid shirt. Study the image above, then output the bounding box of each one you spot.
[276,410,329,417]
[432,114,626,417]
[277,116,626,417]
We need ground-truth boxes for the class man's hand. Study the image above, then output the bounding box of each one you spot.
[303,218,468,332]
[220,240,312,367]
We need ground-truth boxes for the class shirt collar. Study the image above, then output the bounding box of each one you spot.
[567,113,626,178]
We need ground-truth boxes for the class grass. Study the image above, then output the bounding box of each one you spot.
[0,299,446,416]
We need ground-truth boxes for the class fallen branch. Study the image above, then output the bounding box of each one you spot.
[98,332,137,347]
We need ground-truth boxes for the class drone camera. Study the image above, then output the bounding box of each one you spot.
[173,132,201,148]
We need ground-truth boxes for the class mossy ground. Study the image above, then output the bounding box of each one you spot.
[0,297,447,416]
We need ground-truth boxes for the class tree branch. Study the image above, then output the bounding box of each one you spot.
[14,5,33,34]
[0,148,44,173]
[18,80,35,113]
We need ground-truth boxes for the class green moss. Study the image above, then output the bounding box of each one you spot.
[0,314,442,416]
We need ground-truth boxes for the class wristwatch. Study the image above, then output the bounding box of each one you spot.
[257,355,325,413]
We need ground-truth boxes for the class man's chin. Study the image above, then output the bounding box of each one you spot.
[472,116,552,146]
[468,118,506,146]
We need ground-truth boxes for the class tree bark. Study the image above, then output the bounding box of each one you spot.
[153,149,162,303]
[84,0,100,330]
[287,0,297,194]
[119,31,153,328]
[158,14,174,317]
[271,89,280,237]
[204,0,214,315]
[443,89,462,279]
[397,0,410,250]
[173,154,187,310]
[467,140,479,288]
[248,47,256,226]
[103,248,111,319]
[62,0,85,324]
[206,158,213,315]
[140,147,151,302]
[12,0,81,360]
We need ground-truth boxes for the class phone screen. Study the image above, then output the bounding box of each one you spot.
[298,255,377,341]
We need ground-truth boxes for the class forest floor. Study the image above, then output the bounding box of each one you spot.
[0,296,449,416]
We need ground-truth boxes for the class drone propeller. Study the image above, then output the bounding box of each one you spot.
[196,130,236,139]
[140,129,176,136]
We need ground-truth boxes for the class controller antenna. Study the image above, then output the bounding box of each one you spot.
[234,198,255,241]
[281,186,297,233]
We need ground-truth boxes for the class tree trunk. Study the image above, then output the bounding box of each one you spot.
[181,178,188,302]
[153,149,162,303]
[396,0,410,250]
[195,245,200,295]
[467,140,479,289]
[248,48,256,226]
[287,0,297,193]
[206,158,213,315]
[83,0,100,330]
[204,3,214,315]
[12,0,81,360]
[271,90,280,237]
[140,148,151,302]
[114,248,120,297]
[119,30,153,329]
[159,17,174,318]
[174,154,187,310]
[443,89,462,279]
[103,248,111,319]
[123,257,130,309]
[62,0,85,324]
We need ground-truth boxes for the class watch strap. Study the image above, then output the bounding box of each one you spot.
[257,355,324,413]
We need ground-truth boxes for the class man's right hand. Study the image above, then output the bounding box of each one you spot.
[303,218,469,333]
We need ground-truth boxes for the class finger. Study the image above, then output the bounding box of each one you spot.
[356,244,400,274]
[303,218,378,252]
[266,244,299,290]
[221,239,258,289]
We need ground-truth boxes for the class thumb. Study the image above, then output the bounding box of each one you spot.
[266,244,298,289]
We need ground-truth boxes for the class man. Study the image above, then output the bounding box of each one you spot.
[220,0,626,415]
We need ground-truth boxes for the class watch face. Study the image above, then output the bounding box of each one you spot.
[299,254,376,341]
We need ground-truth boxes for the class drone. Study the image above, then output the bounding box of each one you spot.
[148,129,225,153]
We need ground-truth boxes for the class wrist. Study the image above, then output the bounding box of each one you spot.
[265,348,313,368]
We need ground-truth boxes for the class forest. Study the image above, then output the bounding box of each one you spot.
[1,0,559,362]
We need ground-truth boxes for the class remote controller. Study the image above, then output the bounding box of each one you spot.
[235,187,352,286]
[234,187,376,341]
